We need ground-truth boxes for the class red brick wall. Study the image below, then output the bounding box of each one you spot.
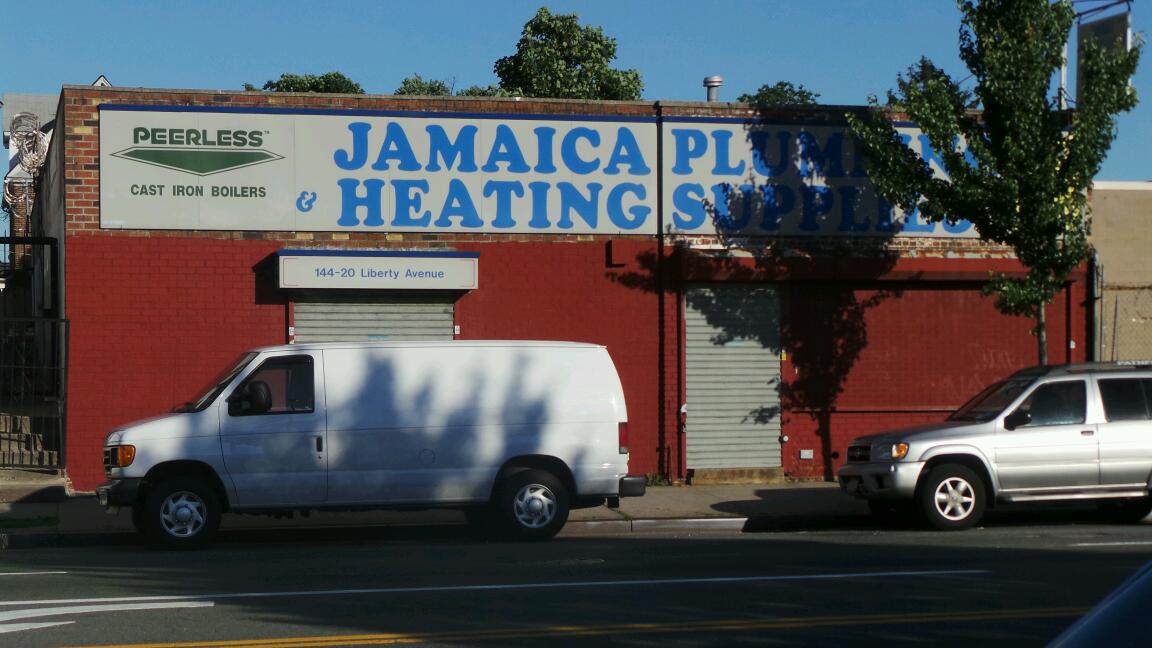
[55,86,1093,490]
[780,281,1086,479]
[63,236,664,489]
[65,237,286,488]
[453,240,663,476]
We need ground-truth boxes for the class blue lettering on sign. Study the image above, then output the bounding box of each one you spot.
[483,181,524,229]
[371,122,421,171]
[434,179,483,228]
[671,183,707,230]
[557,182,602,229]
[528,181,552,229]
[798,131,845,179]
[800,185,833,232]
[710,131,746,176]
[482,124,530,173]
[562,127,600,175]
[836,186,868,232]
[606,183,649,230]
[336,178,384,226]
[334,122,372,170]
[749,131,790,178]
[391,179,431,227]
[759,184,794,231]
[324,117,975,236]
[899,205,935,233]
[671,129,708,174]
[426,125,478,172]
[709,183,755,231]
[604,128,650,176]
[533,127,558,173]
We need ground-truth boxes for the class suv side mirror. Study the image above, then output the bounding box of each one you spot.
[1004,409,1031,430]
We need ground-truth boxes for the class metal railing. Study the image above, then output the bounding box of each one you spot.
[0,318,68,469]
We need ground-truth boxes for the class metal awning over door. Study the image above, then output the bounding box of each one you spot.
[685,284,782,469]
[292,295,454,343]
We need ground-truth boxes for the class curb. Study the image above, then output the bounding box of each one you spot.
[0,517,754,550]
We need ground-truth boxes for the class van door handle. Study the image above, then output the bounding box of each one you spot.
[1081,430,1094,437]
[315,436,323,452]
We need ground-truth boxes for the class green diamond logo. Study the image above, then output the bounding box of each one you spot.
[112,147,283,176]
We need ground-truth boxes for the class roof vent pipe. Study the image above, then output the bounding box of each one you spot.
[703,76,723,102]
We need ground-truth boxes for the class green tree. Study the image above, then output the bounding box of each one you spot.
[493,7,643,100]
[848,0,1141,364]
[394,74,452,96]
[394,75,514,98]
[738,81,820,107]
[244,72,364,94]
[456,84,514,97]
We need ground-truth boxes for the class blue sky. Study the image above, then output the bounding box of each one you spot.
[2,0,1148,179]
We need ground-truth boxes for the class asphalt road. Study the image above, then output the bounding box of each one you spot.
[1,518,1150,647]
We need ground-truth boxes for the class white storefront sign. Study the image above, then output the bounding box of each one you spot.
[100,107,658,235]
[661,119,977,238]
[99,106,976,238]
[278,251,478,290]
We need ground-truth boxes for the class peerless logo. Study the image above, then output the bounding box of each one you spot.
[112,126,283,176]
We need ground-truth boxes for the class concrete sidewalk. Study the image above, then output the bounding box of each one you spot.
[0,473,870,549]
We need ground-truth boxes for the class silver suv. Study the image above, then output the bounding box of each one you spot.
[838,362,1152,530]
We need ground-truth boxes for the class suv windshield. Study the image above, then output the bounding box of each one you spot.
[948,377,1035,422]
[172,352,258,413]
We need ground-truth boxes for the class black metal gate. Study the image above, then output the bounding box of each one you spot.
[0,318,68,469]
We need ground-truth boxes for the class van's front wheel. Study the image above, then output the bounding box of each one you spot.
[496,470,569,541]
[140,477,221,549]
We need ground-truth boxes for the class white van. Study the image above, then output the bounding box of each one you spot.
[96,341,645,547]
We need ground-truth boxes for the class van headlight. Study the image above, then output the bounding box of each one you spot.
[105,445,136,468]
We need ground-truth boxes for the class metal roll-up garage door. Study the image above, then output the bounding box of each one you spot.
[293,295,454,343]
[685,284,782,469]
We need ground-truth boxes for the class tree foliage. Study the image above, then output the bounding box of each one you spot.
[492,7,643,100]
[244,72,364,94]
[394,74,453,96]
[848,0,1141,363]
[394,74,514,98]
[738,81,820,107]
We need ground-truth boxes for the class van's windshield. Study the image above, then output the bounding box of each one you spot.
[947,377,1035,422]
[172,352,259,413]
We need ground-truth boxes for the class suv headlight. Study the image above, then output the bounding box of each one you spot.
[888,442,909,460]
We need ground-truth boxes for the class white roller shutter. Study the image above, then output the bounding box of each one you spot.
[293,295,454,343]
[685,284,782,469]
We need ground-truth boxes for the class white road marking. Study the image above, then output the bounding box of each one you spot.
[0,572,68,576]
[0,621,74,634]
[0,601,213,623]
[1064,537,1152,541]
[0,569,990,608]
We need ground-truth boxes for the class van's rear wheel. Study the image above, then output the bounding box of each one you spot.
[495,470,569,541]
[141,477,221,549]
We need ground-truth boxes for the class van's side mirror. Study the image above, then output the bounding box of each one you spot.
[1004,409,1031,430]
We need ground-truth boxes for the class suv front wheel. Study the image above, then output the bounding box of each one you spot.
[918,464,986,530]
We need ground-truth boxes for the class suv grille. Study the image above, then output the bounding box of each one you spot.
[846,445,871,462]
[103,447,116,470]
